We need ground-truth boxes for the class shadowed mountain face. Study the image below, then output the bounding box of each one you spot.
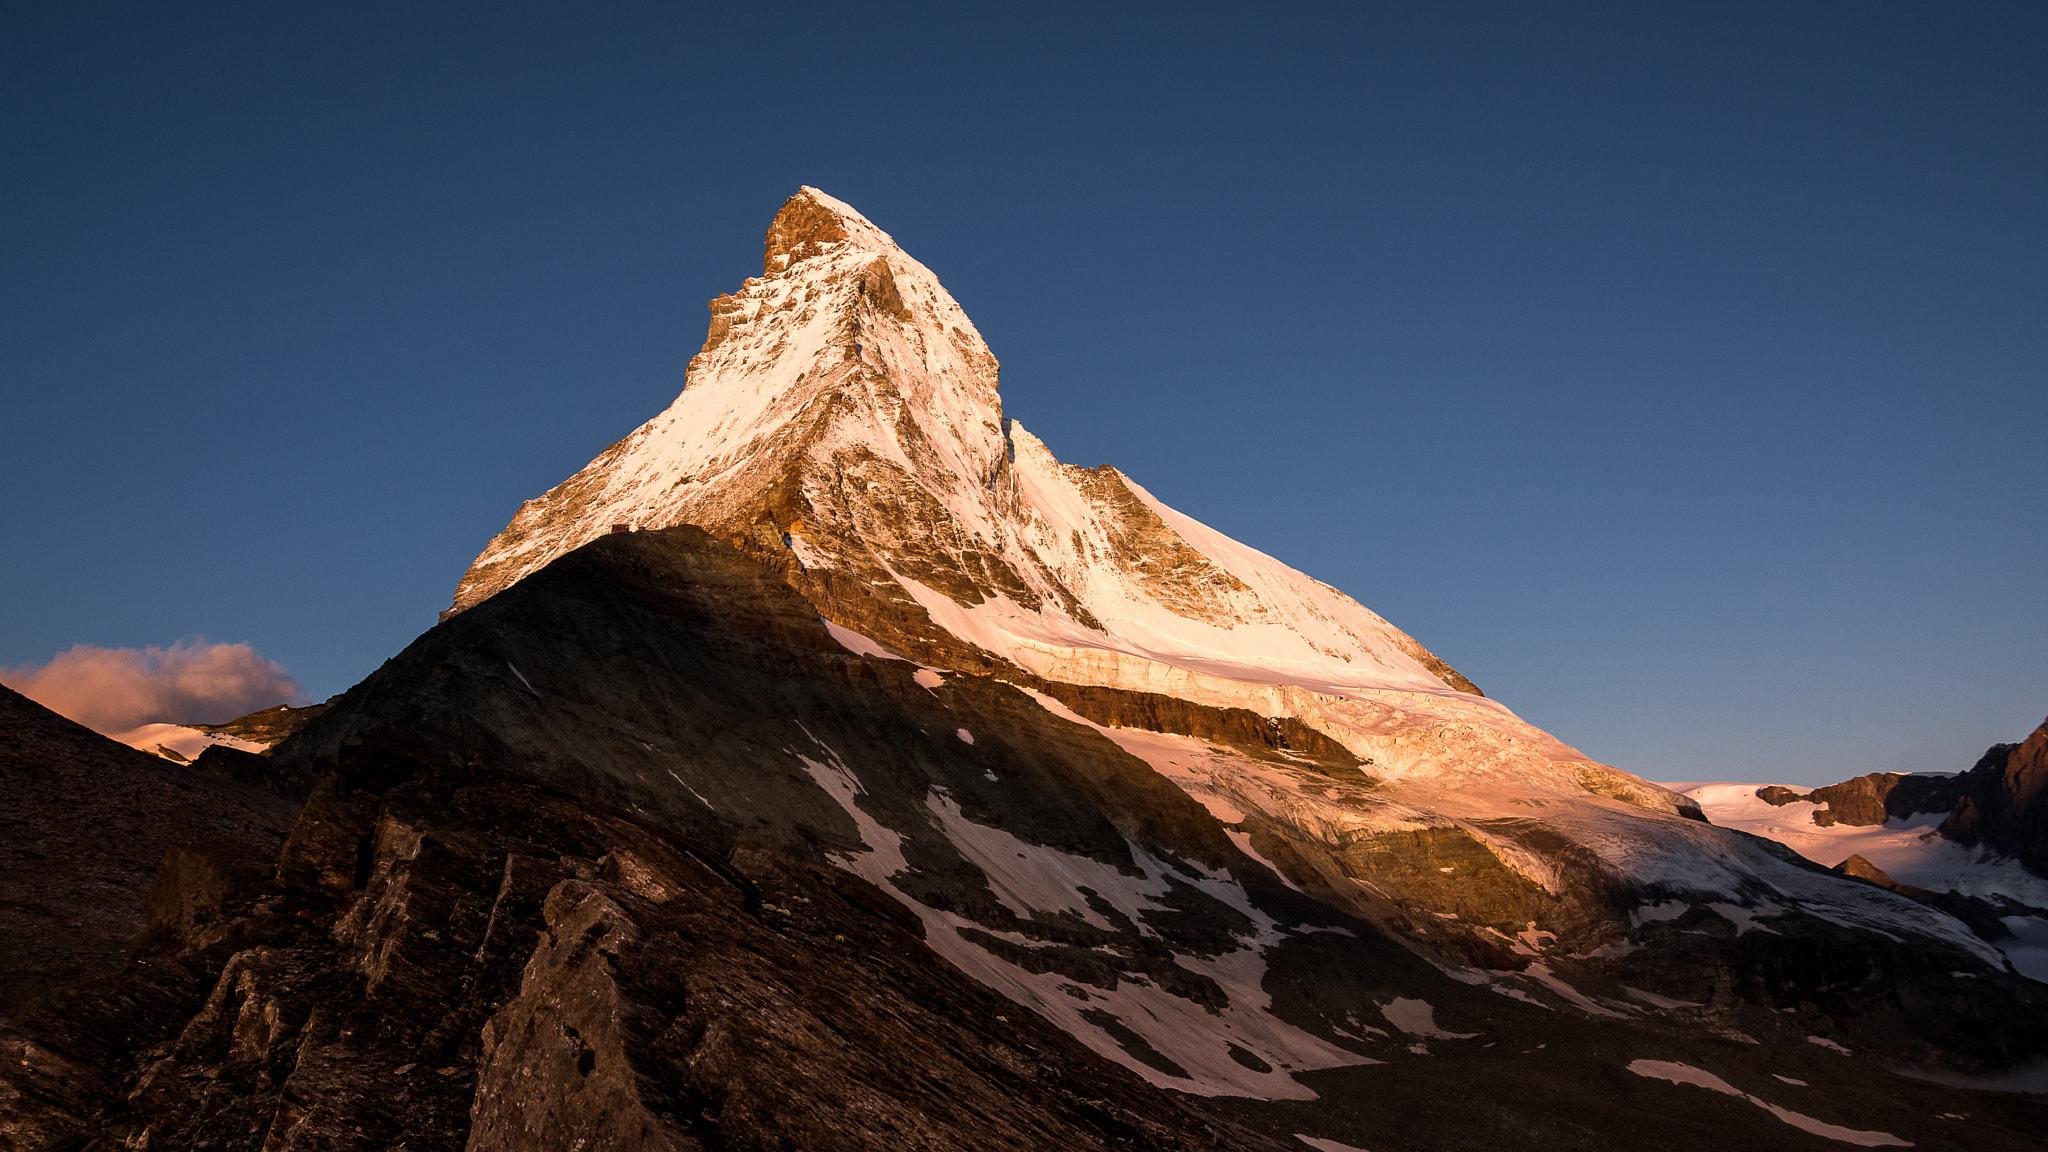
[0,685,299,1015]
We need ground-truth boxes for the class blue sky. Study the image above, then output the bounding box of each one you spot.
[3,2,2043,785]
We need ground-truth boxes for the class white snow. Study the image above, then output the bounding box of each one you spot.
[1627,1060,1910,1146]
[507,663,539,696]
[1512,963,1627,1018]
[955,728,974,745]
[1378,998,1479,1039]
[664,768,716,810]
[1677,780,2048,978]
[111,723,267,762]
[1623,986,1702,1010]
[822,619,903,661]
[1294,1137,1372,1152]
[1708,901,1784,935]
[1672,781,2048,909]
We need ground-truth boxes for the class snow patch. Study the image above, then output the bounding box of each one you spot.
[1674,781,2048,911]
[822,619,903,661]
[1708,901,1784,935]
[507,663,539,697]
[1998,916,2048,983]
[110,723,267,762]
[1378,999,1479,1039]
[1623,986,1702,1010]
[1627,1060,1910,1146]
[1294,1137,1373,1152]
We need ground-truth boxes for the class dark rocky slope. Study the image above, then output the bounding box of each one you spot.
[0,685,299,1015]
[1946,721,2048,875]
[0,747,1287,1152]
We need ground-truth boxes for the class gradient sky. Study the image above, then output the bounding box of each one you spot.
[4,2,2043,786]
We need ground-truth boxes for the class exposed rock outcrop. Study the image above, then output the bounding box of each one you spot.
[191,702,332,749]
[1945,720,2048,875]
[0,745,1287,1152]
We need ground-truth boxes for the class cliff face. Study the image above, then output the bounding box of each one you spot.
[1945,719,2048,873]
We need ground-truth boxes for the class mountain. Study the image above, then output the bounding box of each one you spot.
[441,188,2011,994]
[5,189,2046,1151]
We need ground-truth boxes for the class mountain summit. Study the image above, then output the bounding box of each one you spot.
[449,188,1478,692]
[447,189,1680,812]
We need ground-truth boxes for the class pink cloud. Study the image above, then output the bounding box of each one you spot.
[1,637,306,735]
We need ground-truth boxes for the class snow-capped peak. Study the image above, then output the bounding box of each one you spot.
[448,186,1711,831]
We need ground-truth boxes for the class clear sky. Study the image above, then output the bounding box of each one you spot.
[3,2,2043,786]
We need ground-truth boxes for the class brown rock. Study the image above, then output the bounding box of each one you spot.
[1833,853,1895,887]
[1943,718,2048,874]
[763,187,852,274]
[0,684,299,1015]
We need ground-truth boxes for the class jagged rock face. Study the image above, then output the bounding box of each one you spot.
[1945,720,2048,874]
[191,702,331,748]
[0,685,299,1015]
[0,747,1289,1152]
